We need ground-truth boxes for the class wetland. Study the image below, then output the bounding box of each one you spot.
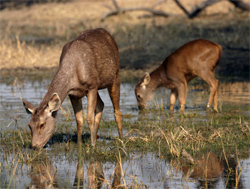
[0,0,250,188]
[1,77,250,188]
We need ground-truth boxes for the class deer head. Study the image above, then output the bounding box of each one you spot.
[22,93,61,149]
[135,72,154,110]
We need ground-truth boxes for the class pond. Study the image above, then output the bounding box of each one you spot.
[0,77,250,188]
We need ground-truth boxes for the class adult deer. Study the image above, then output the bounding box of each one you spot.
[135,39,222,113]
[22,28,123,149]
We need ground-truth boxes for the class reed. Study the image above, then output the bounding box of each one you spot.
[1,102,249,187]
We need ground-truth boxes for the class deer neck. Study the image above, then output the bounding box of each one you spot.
[148,65,167,92]
[38,69,70,111]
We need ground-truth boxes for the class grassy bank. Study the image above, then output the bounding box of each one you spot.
[1,103,250,187]
[1,103,249,164]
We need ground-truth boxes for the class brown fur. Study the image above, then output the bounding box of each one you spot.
[135,39,222,113]
[181,153,223,186]
[22,28,123,148]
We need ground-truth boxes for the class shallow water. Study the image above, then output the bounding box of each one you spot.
[1,151,250,188]
[0,78,250,188]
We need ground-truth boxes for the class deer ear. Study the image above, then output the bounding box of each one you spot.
[141,72,150,86]
[47,93,61,113]
[22,98,36,114]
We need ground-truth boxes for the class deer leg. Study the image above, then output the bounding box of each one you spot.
[87,89,98,146]
[112,161,122,188]
[88,161,104,188]
[170,88,178,111]
[73,156,84,188]
[93,93,104,140]
[201,71,219,112]
[176,82,187,114]
[108,77,123,139]
[213,80,219,112]
[69,96,83,144]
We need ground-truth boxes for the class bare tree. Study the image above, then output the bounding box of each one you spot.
[229,0,250,11]
[101,0,171,21]
[174,0,250,18]
[174,0,222,19]
[101,0,250,20]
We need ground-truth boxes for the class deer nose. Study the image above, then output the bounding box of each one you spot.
[138,105,145,110]
[31,142,41,150]
[30,145,38,150]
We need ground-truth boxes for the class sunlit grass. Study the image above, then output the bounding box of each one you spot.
[0,36,61,70]
[1,102,249,187]
[0,2,249,82]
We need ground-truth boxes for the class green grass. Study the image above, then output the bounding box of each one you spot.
[1,103,249,188]
[1,104,249,160]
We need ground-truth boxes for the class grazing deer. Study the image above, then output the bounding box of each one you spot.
[135,39,222,113]
[22,28,123,149]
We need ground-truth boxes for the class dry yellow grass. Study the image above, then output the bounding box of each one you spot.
[0,37,61,69]
[0,0,249,70]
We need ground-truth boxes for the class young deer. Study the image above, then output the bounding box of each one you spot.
[135,39,222,113]
[22,28,123,148]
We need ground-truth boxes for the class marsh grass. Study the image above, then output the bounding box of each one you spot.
[0,35,62,70]
[60,105,72,121]
[128,107,249,158]
[1,103,250,187]
[1,1,249,187]
[2,104,246,165]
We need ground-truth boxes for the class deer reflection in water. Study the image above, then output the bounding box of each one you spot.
[29,161,59,188]
[179,152,224,188]
[29,158,122,188]
[178,152,244,188]
[87,160,122,189]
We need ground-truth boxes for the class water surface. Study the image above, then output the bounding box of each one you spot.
[0,78,250,188]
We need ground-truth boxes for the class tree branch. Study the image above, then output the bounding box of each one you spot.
[189,0,221,18]
[173,0,190,16]
[152,0,168,9]
[102,0,250,21]
[101,0,171,21]
[112,0,120,11]
[229,0,250,11]
[102,3,113,11]
[174,0,222,18]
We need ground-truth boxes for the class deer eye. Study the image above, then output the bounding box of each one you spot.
[40,123,45,129]
[137,94,141,99]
